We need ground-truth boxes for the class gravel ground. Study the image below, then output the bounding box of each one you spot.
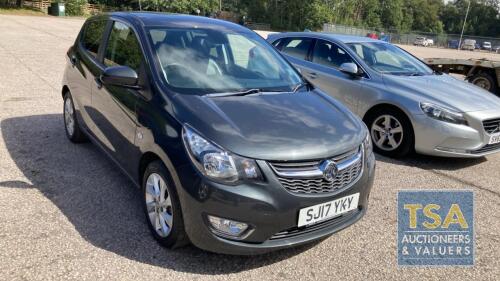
[0,15,499,281]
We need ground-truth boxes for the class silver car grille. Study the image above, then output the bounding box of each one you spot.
[268,146,363,194]
[483,118,500,134]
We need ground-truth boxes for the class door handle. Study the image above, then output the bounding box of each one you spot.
[94,76,103,89]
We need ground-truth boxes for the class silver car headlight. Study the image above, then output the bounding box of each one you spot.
[182,125,263,184]
[420,102,468,125]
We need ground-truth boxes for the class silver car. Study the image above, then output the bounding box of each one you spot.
[268,32,500,158]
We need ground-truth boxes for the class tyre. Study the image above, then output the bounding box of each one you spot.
[365,107,414,158]
[469,72,497,94]
[142,160,189,249]
[63,91,87,143]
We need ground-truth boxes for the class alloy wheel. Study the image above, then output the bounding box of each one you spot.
[145,173,173,238]
[64,97,75,137]
[371,115,404,151]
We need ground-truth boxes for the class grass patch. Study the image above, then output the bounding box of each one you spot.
[0,7,46,16]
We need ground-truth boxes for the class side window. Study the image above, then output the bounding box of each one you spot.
[104,21,143,72]
[281,38,312,60]
[271,38,281,48]
[81,20,107,59]
[312,40,354,68]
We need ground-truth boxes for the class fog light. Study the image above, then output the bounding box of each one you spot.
[207,215,248,237]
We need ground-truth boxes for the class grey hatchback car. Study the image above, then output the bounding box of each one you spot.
[268,33,500,158]
[62,13,375,255]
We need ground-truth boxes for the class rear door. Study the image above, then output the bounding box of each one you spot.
[68,19,108,131]
[90,20,144,174]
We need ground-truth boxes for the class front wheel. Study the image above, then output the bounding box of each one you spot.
[365,108,414,158]
[142,160,188,249]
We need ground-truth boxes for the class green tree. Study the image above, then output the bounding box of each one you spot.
[64,0,88,16]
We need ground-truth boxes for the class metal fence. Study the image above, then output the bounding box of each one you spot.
[323,23,500,49]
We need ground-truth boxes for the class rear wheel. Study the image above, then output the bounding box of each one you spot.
[469,72,497,94]
[63,92,87,143]
[142,160,188,249]
[365,108,414,158]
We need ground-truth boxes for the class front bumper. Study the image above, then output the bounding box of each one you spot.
[175,151,375,255]
[413,110,500,158]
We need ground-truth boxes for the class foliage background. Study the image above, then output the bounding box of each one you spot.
[2,0,499,36]
[88,0,499,36]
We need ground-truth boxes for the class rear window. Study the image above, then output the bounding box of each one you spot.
[81,20,107,58]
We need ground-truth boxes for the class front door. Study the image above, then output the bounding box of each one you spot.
[90,20,144,174]
[307,39,364,112]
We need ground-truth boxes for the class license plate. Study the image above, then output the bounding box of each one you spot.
[489,132,500,145]
[297,193,359,227]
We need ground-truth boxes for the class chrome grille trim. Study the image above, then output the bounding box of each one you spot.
[483,118,500,134]
[268,146,364,194]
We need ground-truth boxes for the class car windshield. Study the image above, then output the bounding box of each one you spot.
[347,42,433,76]
[148,27,302,94]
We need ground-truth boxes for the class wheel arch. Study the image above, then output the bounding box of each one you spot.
[138,151,162,185]
[136,145,183,194]
[362,103,413,127]
[62,85,70,98]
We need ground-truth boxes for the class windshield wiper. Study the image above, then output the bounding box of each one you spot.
[205,88,261,98]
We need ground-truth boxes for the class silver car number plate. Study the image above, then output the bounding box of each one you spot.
[489,133,500,145]
[297,193,359,227]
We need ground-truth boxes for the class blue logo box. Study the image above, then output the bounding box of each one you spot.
[398,190,474,266]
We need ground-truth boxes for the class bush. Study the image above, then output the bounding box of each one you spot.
[63,0,87,16]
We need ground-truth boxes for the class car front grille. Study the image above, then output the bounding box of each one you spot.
[471,142,500,154]
[483,118,500,134]
[268,146,363,194]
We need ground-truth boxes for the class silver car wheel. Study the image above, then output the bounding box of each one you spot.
[471,77,492,91]
[64,97,75,137]
[371,115,404,151]
[145,173,173,238]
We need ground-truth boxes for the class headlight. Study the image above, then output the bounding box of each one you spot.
[420,102,468,125]
[182,125,263,184]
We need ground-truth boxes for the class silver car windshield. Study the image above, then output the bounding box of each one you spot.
[347,42,433,76]
[148,27,302,94]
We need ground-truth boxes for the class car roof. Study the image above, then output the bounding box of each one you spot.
[270,32,386,44]
[99,12,250,33]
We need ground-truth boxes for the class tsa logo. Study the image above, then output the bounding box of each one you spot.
[398,190,474,266]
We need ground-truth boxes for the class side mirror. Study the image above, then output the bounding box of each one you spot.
[339,63,360,77]
[100,66,138,88]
